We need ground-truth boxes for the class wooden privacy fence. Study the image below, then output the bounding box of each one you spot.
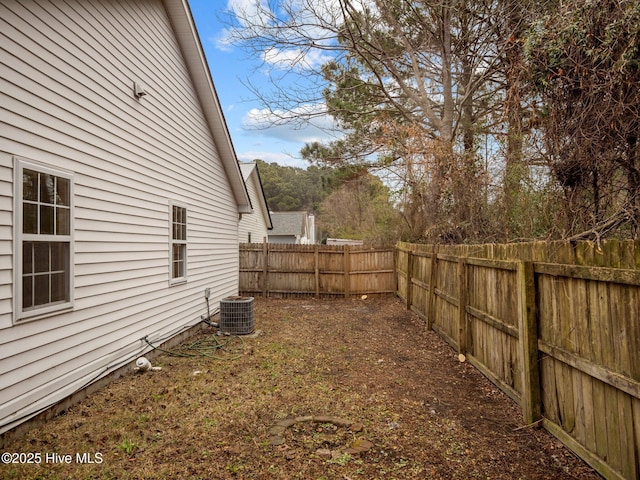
[239,242,396,297]
[397,240,640,480]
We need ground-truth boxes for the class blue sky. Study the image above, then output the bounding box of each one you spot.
[188,0,338,169]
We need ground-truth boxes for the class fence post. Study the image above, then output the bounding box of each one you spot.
[427,246,439,331]
[457,257,468,354]
[393,245,399,296]
[344,245,351,298]
[517,261,541,424]
[262,239,269,297]
[314,245,320,298]
[406,249,414,311]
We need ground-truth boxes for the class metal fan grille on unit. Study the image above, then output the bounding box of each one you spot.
[219,296,255,335]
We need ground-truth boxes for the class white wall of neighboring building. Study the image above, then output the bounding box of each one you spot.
[238,162,272,243]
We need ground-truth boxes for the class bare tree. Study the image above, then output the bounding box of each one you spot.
[318,172,402,244]
[226,0,636,242]
[524,0,640,239]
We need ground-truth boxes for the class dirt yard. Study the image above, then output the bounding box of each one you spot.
[1,296,600,479]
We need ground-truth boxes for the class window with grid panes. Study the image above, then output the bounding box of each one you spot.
[17,160,73,318]
[170,204,187,282]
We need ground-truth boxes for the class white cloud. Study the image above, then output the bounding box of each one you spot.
[241,104,341,144]
[243,103,331,126]
[218,0,342,71]
[262,47,334,70]
[213,0,273,51]
[226,0,272,28]
[232,103,343,168]
[212,29,235,52]
[236,149,309,168]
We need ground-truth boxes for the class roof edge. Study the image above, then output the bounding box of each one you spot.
[241,162,273,229]
[164,0,252,213]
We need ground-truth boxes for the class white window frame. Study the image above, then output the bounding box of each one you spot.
[169,201,187,285]
[14,157,74,322]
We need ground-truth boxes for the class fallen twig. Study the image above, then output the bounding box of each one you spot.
[513,419,544,431]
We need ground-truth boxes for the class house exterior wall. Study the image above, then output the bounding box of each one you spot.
[0,0,241,433]
[238,166,270,243]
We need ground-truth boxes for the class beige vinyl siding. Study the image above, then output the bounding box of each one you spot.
[239,165,270,243]
[0,0,241,433]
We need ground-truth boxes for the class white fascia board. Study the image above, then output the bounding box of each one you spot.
[164,0,252,214]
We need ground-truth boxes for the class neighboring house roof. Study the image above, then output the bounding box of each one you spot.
[269,211,309,237]
[165,0,251,214]
[240,162,273,229]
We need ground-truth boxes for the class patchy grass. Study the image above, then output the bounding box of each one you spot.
[1,297,598,479]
